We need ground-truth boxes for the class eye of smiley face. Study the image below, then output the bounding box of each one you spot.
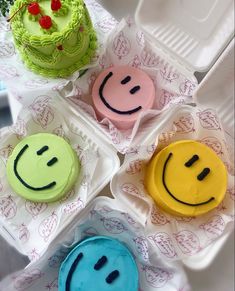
[59,236,139,291]
[145,140,227,217]
[99,72,142,115]
[6,133,79,203]
[92,66,155,130]
[14,144,57,191]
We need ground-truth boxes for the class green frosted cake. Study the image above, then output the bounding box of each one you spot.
[9,0,97,77]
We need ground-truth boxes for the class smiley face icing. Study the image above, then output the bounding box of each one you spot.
[92,66,155,130]
[144,140,227,217]
[58,236,139,291]
[6,133,80,203]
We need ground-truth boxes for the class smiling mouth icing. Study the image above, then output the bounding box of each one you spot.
[162,152,215,206]
[14,144,56,191]
[99,71,142,115]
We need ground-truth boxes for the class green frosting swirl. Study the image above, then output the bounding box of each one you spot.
[10,0,97,78]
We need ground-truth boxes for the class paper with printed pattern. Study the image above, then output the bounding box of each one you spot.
[0,197,191,291]
[111,104,234,261]
[0,99,102,258]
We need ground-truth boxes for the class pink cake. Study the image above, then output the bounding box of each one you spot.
[92,66,155,130]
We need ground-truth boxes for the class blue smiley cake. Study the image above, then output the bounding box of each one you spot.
[58,236,139,291]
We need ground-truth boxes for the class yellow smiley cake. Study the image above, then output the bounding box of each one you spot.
[144,140,227,217]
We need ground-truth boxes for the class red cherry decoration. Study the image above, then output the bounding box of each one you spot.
[28,2,40,15]
[57,45,63,50]
[51,0,61,11]
[39,15,52,29]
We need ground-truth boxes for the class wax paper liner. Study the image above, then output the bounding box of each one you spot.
[0,0,118,99]
[60,17,198,153]
[0,97,101,259]
[0,197,191,291]
[111,104,235,261]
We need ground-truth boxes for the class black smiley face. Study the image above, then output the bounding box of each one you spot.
[59,237,139,291]
[98,72,143,115]
[92,66,155,129]
[14,144,58,191]
[66,253,120,290]
[145,140,228,216]
[162,152,215,206]
[6,133,79,202]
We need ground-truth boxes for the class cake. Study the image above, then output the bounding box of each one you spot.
[6,133,80,202]
[144,140,227,217]
[92,66,155,130]
[58,236,139,291]
[9,0,97,77]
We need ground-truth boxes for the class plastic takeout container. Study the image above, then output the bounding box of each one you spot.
[0,98,120,257]
[111,103,234,270]
[135,0,234,74]
[194,39,234,141]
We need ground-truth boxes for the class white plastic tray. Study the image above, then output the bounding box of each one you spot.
[194,38,234,141]
[135,0,234,73]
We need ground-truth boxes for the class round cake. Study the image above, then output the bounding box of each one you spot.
[92,66,155,130]
[58,236,139,291]
[144,140,227,217]
[6,133,80,202]
[9,0,97,77]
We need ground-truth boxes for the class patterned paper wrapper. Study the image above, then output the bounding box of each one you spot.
[0,0,117,98]
[62,18,198,153]
[111,104,234,261]
[0,197,191,291]
[0,98,100,259]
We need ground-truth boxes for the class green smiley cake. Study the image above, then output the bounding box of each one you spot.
[9,0,97,77]
[6,133,80,202]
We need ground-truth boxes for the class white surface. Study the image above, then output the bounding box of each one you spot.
[2,0,234,290]
[0,91,8,108]
[135,0,234,72]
